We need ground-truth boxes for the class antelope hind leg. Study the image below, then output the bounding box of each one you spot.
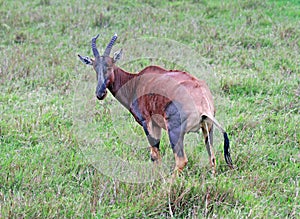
[202,121,216,175]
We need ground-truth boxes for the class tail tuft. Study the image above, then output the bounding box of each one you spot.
[223,132,233,168]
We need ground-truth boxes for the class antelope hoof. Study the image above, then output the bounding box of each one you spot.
[174,153,188,174]
[150,146,161,163]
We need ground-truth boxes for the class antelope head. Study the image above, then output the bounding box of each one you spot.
[78,34,122,100]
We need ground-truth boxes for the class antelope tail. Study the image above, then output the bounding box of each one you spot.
[204,114,234,168]
[223,132,233,168]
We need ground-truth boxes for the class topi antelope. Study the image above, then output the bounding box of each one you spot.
[78,34,233,175]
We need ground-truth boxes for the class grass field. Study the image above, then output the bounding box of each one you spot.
[1,0,299,218]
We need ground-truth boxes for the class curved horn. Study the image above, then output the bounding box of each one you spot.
[104,33,118,56]
[91,34,100,58]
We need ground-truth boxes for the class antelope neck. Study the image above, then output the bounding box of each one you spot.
[108,67,137,109]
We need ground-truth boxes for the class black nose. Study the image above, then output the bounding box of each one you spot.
[96,90,107,100]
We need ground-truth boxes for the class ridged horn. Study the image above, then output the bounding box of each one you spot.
[91,34,100,58]
[103,34,118,56]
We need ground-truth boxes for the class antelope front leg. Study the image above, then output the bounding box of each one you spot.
[147,120,162,163]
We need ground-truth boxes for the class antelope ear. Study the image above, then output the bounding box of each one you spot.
[113,49,122,63]
[78,54,93,65]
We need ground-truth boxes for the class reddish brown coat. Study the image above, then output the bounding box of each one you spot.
[78,34,233,175]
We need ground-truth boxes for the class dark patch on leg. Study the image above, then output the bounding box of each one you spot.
[168,127,184,156]
[149,138,160,162]
[165,101,186,155]
[129,98,163,164]
[165,101,188,172]
[129,98,145,127]
[147,134,160,148]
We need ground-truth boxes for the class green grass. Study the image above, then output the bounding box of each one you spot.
[1,0,299,218]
